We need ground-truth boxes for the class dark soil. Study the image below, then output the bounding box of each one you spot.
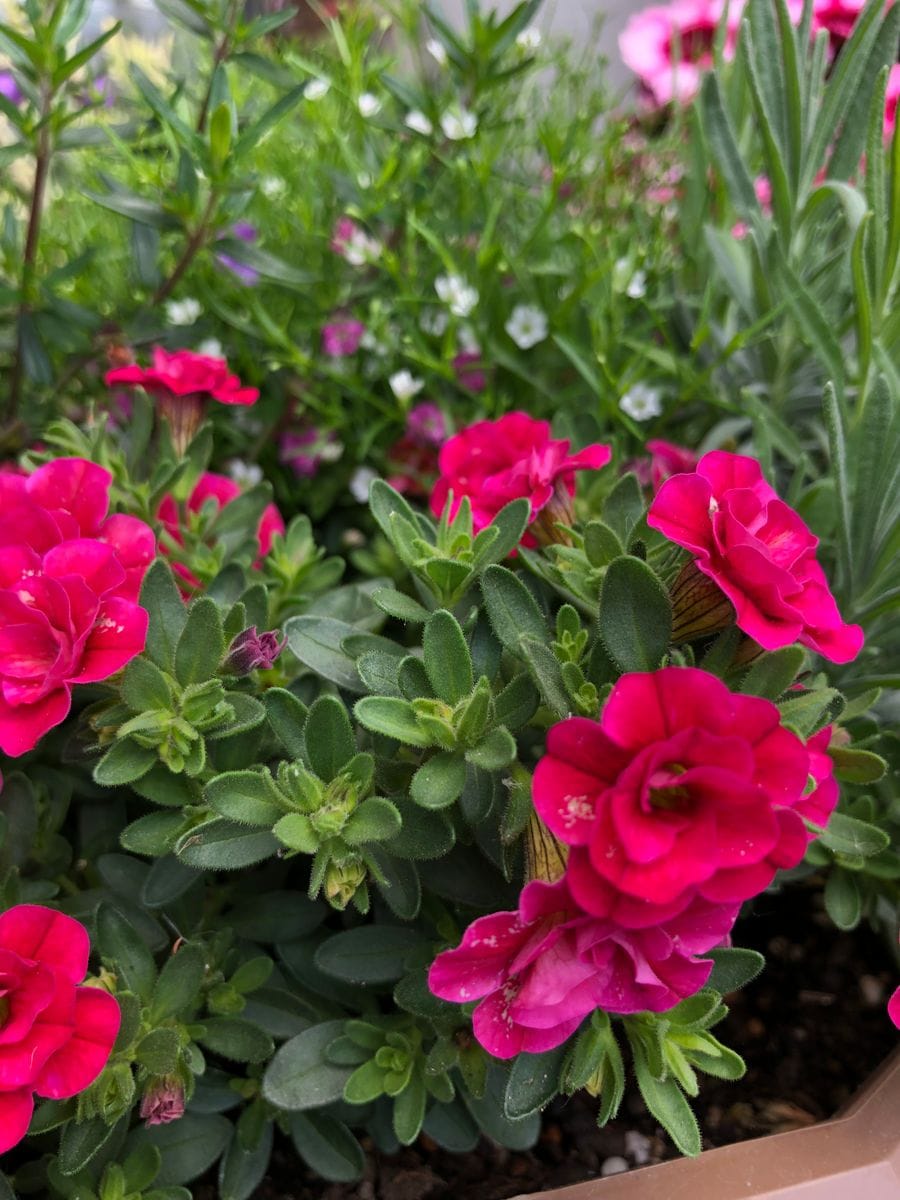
[217,886,898,1200]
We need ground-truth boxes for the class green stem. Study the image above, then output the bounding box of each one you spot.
[152,192,219,306]
[197,0,242,133]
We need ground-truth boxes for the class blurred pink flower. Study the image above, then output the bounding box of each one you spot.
[322,319,365,357]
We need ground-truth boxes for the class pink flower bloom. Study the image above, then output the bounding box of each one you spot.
[452,350,488,393]
[885,65,900,140]
[645,439,699,492]
[0,460,153,756]
[793,726,840,832]
[533,668,815,928]
[430,413,611,547]
[139,1076,185,1127]
[648,451,863,663]
[619,0,745,106]
[0,905,121,1153]
[279,427,342,479]
[157,472,284,588]
[224,626,286,674]
[322,319,365,357]
[811,0,864,54]
[406,402,447,448]
[889,985,900,1028]
[104,347,258,406]
[428,878,738,1058]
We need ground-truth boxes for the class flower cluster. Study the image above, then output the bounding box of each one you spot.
[0,905,120,1153]
[0,459,153,756]
[431,666,838,1056]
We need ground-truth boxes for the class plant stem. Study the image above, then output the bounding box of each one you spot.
[7,92,53,420]
[197,0,242,133]
[152,192,218,306]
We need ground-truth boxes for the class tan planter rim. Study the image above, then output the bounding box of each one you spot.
[513,1044,900,1200]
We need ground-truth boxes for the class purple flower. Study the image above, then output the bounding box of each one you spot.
[322,319,365,357]
[453,350,487,393]
[225,626,286,674]
[216,222,260,286]
[406,402,447,447]
[140,1077,185,1127]
[279,426,343,478]
[0,71,22,106]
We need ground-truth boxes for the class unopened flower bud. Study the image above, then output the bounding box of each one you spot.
[324,858,367,910]
[140,1075,185,1127]
[224,626,286,675]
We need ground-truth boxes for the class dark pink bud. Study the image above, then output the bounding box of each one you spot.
[225,626,286,674]
[140,1076,185,1127]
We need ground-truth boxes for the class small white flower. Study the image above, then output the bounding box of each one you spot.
[357,92,381,118]
[360,328,391,357]
[405,109,433,136]
[435,274,478,318]
[198,338,223,359]
[516,26,542,51]
[440,106,477,140]
[260,175,286,199]
[227,459,262,489]
[357,171,372,190]
[457,324,480,355]
[344,230,383,267]
[389,369,425,403]
[626,269,647,299]
[426,37,447,65]
[165,297,201,326]
[305,77,330,101]
[619,383,663,422]
[350,466,378,504]
[505,304,548,350]
[420,308,449,337]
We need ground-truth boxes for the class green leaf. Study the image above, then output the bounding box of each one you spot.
[136,1027,182,1075]
[315,927,426,985]
[58,1116,122,1175]
[230,891,325,942]
[393,1071,426,1145]
[198,1018,274,1063]
[600,557,671,673]
[387,799,455,860]
[272,813,317,854]
[422,1100,479,1153]
[136,1113,231,1185]
[142,560,189,671]
[370,851,421,920]
[97,903,157,1000]
[584,520,624,568]
[263,688,308,758]
[263,1021,354,1111]
[205,770,284,826]
[478,499,531,563]
[700,72,761,216]
[465,727,516,771]
[706,948,766,993]
[829,747,886,784]
[423,610,473,704]
[284,616,364,692]
[819,811,890,857]
[824,867,862,930]
[343,798,403,845]
[218,1122,273,1200]
[175,819,279,870]
[504,1045,567,1119]
[354,697,432,746]
[462,1066,541,1150]
[305,695,356,782]
[481,566,547,651]
[410,752,467,809]
[518,636,570,720]
[343,1058,386,1104]
[603,473,645,546]
[120,810,185,857]
[151,943,206,1021]
[122,657,174,713]
[372,588,430,623]
[289,1113,364,1183]
[93,739,157,787]
[632,1040,701,1156]
[175,597,225,687]
[739,646,806,699]
[234,83,306,157]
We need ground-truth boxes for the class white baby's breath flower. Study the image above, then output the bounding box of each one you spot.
[198,338,223,359]
[344,229,383,267]
[166,298,201,326]
[357,92,381,118]
[260,176,286,199]
[435,274,478,318]
[516,26,542,51]
[227,459,262,489]
[626,269,647,299]
[457,324,480,355]
[405,109,433,136]
[619,383,663,422]
[420,308,449,337]
[389,369,425,403]
[505,304,548,350]
[305,77,330,101]
[350,466,378,504]
[440,106,477,140]
[426,37,448,65]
